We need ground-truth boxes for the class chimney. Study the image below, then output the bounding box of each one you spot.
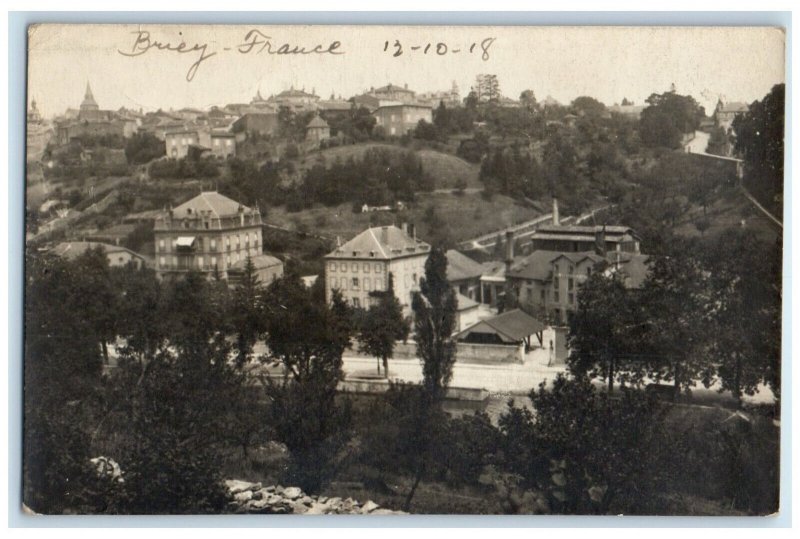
[552,197,560,226]
[408,223,416,240]
[336,235,341,247]
[238,205,244,226]
[595,225,607,257]
[401,222,408,235]
[505,230,514,273]
[381,226,389,245]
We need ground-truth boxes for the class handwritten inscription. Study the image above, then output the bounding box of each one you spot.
[118,31,216,82]
[384,37,496,61]
[118,29,497,82]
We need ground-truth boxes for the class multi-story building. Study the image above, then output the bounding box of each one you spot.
[714,99,749,133]
[324,224,430,313]
[507,249,649,325]
[269,87,320,111]
[372,103,433,136]
[372,83,417,104]
[530,224,641,254]
[164,129,236,159]
[153,191,263,280]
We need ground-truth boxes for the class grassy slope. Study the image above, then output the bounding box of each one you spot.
[266,191,540,245]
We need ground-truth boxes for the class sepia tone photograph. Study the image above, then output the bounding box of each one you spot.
[22,23,785,517]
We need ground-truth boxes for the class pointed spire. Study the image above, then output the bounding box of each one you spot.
[85,81,94,101]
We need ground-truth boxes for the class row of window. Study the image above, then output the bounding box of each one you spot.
[329,261,384,274]
[330,276,384,292]
[521,286,576,306]
[158,250,256,270]
[157,233,259,253]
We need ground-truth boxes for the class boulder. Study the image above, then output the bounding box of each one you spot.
[225,479,256,495]
[234,490,253,503]
[283,486,303,500]
[361,500,380,513]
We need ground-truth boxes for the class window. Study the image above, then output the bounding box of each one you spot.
[364,263,370,273]
[338,277,347,291]
[554,291,560,303]
[214,139,220,146]
[340,262,347,272]
[329,263,337,273]
[412,273,417,283]
[375,263,381,272]
[364,277,372,291]
[351,262,358,272]
[553,276,560,288]
[197,257,204,269]
[568,278,574,291]
[159,256,166,267]
[540,289,546,302]
[587,267,592,277]
[352,277,360,289]
[211,256,217,267]
[226,139,232,147]
[569,265,574,274]
[375,278,383,290]
[226,237,231,250]
[353,297,360,308]
[210,238,216,251]
[158,239,165,251]
[569,293,575,305]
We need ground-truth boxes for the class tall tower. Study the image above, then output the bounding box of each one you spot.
[80,82,99,112]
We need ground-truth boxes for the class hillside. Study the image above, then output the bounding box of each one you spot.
[297,142,481,190]
[266,190,540,246]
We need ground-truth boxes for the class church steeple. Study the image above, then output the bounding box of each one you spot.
[80,81,99,111]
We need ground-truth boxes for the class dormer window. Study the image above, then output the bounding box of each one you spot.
[187,208,192,215]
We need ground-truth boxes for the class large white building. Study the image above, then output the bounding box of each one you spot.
[324,225,430,313]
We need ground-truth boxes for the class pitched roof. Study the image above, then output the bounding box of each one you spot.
[374,84,415,94]
[81,82,98,108]
[275,87,318,99]
[306,115,329,129]
[456,292,479,311]
[456,309,544,342]
[507,250,604,281]
[173,192,251,219]
[446,250,485,282]
[719,102,749,113]
[326,226,431,260]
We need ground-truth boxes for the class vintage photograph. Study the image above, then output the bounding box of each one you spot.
[23,24,784,516]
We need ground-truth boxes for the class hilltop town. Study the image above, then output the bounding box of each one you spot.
[24,73,784,516]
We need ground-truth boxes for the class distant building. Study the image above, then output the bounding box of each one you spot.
[608,104,646,120]
[372,103,433,136]
[232,112,279,137]
[324,224,430,313]
[153,191,263,280]
[54,82,137,144]
[270,86,320,111]
[305,114,331,144]
[51,241,146,269]
[530,224,641,254]
[164,129,236,159]
[715,99,749,133]
[372,83,417,104]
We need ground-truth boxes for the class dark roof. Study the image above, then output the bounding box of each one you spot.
[173,192,252,219]
[306,115,329,129]
[326,226,430,260]
[456,309,544,342]
[508,250,604,281]
[275,87,319,99]
[52,241,143,261]
[374,84,415,94]
[230,254,283,271]
[446,250,485,282]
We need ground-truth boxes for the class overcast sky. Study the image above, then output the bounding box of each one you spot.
[27,24,785,118]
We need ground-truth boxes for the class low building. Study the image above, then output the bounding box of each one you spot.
[209,132,236,159]
[455,293,481,332]
[456,308,545,351]
[305,115,331,144]
[227,254,284,287]
[324,224,430,313]
[153,191,263,280]
[530,224,641,254]
[165,129,236,159]
[372,103,433,136]
[51,241,146,269]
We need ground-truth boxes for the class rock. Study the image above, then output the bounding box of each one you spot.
[234,490,253,503]
[371,508,402,515]
[301,496,314,506]
[225,479,256,495]
[275,486,284,494]
[283,486,303,500]
[361,500,380,513]
[252,489,264,501]
[327,497,342,506]
[291,502,309,514]
[317,496,328,504]
[265,485,276,493]
[248,482,262,492]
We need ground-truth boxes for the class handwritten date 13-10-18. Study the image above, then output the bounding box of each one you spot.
[383,37,496,60]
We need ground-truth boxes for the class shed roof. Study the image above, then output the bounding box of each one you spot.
[456,309,544,343]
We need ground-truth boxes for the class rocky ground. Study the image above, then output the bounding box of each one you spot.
[224,479,406,515]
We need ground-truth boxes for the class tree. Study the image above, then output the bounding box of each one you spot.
[473,74,500,102]
[571,96,606,118]
[260,274,354,491]
[639,91,705,148]
[359,273,410,377]
[519,89,537,111]
[229,255,266,367]
[567,271,645,392]
[733,83,785,215]
[124,132,165,164]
